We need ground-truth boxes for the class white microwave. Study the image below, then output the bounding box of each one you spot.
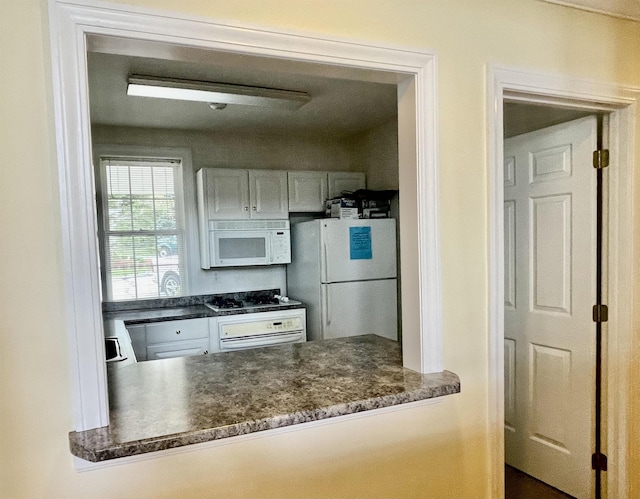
[203,220,291,269]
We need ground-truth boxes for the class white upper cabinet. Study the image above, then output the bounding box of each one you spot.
[198,168,288,220]
[287,171,328,212]
[198,168,366,216]
[199,168,251,219]
[288,171,367,212]
[249,170,289,219]
[327,172,366,199]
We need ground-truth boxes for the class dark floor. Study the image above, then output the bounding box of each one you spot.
[505,465,575,499]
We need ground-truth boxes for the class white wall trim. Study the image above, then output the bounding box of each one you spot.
[487,65,637,499]
[539,0,640,21]
[48,0,442,432]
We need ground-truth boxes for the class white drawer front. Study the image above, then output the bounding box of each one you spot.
[147,338,210,360]
[146,318,208,344]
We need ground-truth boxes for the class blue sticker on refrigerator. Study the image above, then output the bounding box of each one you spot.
[349,226,372,260]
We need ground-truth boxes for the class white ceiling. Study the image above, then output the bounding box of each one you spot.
[87,36,596,141]
[87,45,399,140]
[503,102,592,138]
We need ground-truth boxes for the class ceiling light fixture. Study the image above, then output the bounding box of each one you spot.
[127,75,311,110]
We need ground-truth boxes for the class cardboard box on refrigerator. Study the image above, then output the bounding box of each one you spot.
[325,198,359,219]
[362,208,390,218]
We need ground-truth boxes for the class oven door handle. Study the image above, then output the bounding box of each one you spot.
[219,331,304,351]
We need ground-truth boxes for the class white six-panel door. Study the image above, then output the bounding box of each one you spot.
[504,116,597,498]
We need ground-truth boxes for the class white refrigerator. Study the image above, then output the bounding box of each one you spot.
[287,218,398,342]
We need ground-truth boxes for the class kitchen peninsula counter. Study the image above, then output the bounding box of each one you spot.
[69,335,460,462]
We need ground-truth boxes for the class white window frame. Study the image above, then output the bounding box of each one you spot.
[97,155,187,301]
[49,0,442,433]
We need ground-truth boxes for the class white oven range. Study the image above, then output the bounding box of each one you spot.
[205,292,306,352]
[211,308,306,352]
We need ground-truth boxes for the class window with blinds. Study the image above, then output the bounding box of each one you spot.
[99,157,185,301]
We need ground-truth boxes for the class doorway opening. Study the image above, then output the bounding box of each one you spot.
[49,1,443,441]
[489,67,636,499]
[502,101,605,499]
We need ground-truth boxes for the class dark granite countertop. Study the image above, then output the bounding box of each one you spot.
[103,305,213,324]
[103,301,306,324]
[69,335,460,462]
[102,289,306,325]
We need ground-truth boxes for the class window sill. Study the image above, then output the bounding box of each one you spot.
[69,335,460,462]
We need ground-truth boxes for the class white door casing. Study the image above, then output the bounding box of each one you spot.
[488,65,636,499]
[504,116,597,498]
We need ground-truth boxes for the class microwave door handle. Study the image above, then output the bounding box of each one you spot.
[210,231,217,267]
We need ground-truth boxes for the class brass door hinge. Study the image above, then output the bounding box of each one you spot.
[593,149,610,169]
[593,304,608,323]
[592,452,608,471]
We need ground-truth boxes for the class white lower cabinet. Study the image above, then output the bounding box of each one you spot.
[145,318,208,343]
[208,317,220,354]
[126,324,147,361]
[127,318,212,361]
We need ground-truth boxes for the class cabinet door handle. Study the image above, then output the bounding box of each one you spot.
[176,330,181,335]
[244,206,249,211]
[252,206,257,211]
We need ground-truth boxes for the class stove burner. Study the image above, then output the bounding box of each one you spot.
[206,291,300,312]
[248,295,280,306]
[209,297,243,309]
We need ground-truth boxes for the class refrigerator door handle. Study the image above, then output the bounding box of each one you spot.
[322,285,331,326]
[322,242,328,283]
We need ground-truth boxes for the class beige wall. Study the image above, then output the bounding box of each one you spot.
[350,120,399,191]
[92,125,358,172]
[1,0,639,498]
